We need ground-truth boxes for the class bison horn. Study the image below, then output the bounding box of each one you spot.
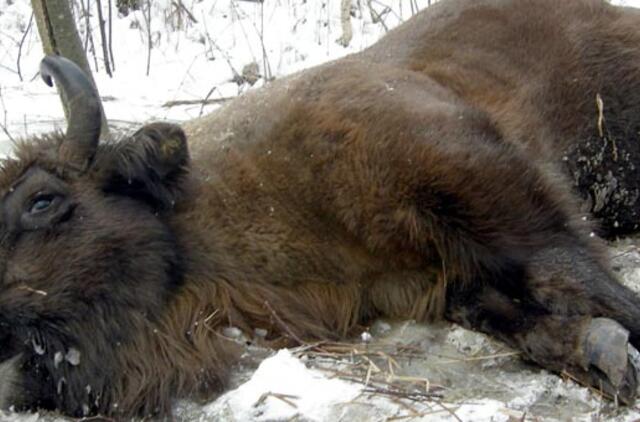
[40,55,102,169]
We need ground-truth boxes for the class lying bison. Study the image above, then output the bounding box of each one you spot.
[3,0,640,418]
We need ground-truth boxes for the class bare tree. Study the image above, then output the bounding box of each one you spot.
[31,0,109,139]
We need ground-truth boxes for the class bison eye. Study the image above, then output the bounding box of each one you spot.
[29,194,55,214]
[20,191,72,230]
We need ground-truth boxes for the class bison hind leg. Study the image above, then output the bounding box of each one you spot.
[446,282,639,404]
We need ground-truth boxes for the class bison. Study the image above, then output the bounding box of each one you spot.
[2,0,640,418]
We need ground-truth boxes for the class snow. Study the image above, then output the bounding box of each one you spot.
[200,349,362,422]
[176,348,515,422]
[185,307,640,421]
[2,0,640,421]
[0,0,436,146]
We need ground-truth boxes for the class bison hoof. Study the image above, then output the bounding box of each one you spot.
[579,317,638,404]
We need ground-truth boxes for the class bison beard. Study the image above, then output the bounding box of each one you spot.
[3,0,640,418]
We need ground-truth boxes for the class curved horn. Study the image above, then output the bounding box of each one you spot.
[40,55,102,168]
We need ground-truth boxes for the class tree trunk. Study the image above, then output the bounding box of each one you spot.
[337,0,353,47]
[31,0,110,140]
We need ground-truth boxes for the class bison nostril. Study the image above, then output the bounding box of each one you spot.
[30,337,45,356]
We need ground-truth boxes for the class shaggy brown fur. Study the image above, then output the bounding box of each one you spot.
[3,0,640,418]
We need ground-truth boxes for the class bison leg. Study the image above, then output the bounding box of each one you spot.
[446,281,639,403]
[526,243,640,348]
[320,97,640,398]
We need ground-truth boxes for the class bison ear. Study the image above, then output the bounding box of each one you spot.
[130,122,189,177]
[102,122,190,210]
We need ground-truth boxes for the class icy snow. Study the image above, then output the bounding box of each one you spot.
[201,349,362,422]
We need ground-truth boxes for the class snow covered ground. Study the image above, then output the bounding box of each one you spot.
[0,0,437,150]
[3,0,640,421]
[180,239,640,422]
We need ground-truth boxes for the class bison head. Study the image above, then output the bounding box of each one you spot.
[0,56,190,416]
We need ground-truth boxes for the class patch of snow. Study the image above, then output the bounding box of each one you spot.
[184,348,531,422]
[200,349,362,422]
[0,412,44,422]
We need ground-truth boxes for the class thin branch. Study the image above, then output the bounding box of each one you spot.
[80,0,90,51]
[16,12,34,82]
[229,1,271,81]
[254,392,299,409]
[108,0,115,71]
[81,0,100,72]
[162,97,234,108]
[371,0,402,22]
[0,87,16,144]
[433,400,464,422]
[361,386,441,401]
[366,0,389,31]
[144,0,152,76]
[95,0,112,76]
[199,85,219,117]
[173,0,197,23]
[263,300,306,345]
[259,1,271,81]
[0,121,15,144]
[200,11,242,81]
